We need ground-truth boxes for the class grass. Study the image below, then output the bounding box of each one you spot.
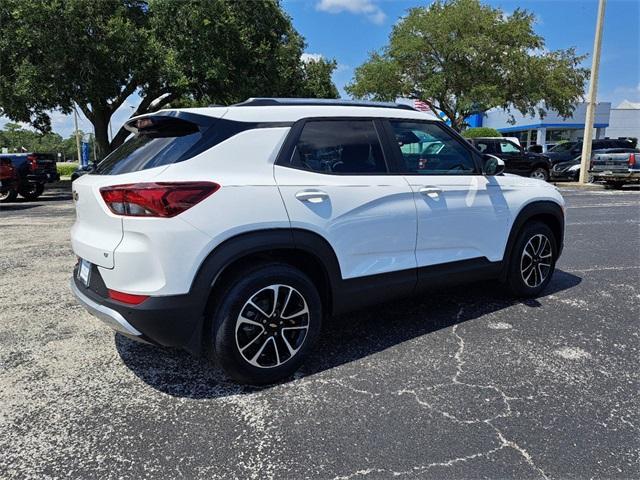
[56,162,78,177]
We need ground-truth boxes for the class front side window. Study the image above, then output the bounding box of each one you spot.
[290,120,387,174]
[390,121,476,175]
[499,141,520,154]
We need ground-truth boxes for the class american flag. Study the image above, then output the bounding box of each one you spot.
[413,99,432,113]
[413,99,451,126]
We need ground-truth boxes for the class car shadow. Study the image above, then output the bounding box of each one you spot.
[115,269,582,399]
[0,204,41,212]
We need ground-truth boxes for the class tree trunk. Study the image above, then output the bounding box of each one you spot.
[91,110,112,161]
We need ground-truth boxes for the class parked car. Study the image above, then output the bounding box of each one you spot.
[546,138,637,164]
[590,148,640,188]
[70,98,565,385]
[550,148,638,182]
[71,163,94,182]
[0,152,60,200]
[0,156,19,202]
[467,137,552,180]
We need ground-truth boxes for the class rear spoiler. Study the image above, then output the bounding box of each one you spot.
[124,111,223,136]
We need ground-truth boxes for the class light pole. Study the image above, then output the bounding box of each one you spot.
[73,106,82,164]
[579,0,606,184]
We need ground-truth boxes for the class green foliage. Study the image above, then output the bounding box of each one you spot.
[346,0,589,131]
[0,123,90,161]
[57,162,78,177]
[0,0,338,158]
[461,127,502,138]
[298,58,340,99]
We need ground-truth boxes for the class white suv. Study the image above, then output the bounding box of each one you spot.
[70,98,565,384]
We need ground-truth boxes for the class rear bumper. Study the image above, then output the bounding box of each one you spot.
[591,170,640,181]
[70,279,142,336]
[550,169,576,180]
[26,172,59,183]
[69,270,207,354]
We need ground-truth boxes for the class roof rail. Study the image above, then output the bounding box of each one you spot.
[232,97,417,111]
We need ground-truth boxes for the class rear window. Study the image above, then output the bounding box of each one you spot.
[94,117,203,175]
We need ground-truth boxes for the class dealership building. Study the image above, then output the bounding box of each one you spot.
[467,101,640,151]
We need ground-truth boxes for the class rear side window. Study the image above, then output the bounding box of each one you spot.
[95,117,202,175]
[289,120,387,174]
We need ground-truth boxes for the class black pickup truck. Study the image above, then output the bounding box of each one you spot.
[0,152,60,202]
[467,137,552,180]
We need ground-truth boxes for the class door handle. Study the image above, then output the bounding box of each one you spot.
[295,190,329,203]
[418,186,442,195]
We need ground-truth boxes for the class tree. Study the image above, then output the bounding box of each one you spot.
[298,58,340,99]
[0,122,90,160]
[0,0,338,158]
[346,0,589,131]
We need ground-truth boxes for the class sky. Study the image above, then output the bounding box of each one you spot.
[2,0,639,139]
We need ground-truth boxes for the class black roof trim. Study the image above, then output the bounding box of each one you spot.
[232,97,417,111]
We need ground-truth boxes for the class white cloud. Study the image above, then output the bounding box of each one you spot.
[316,0,386,25]
[301,52,323,63]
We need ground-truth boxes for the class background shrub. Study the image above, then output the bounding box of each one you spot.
[461,127,502,138]
[57,162,78,177]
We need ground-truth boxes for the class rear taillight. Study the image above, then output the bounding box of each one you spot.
[629,153,636,168]
[27,154,38,172]
[0,163,15,180]
[99,182,219,218]
[108,289,149,305]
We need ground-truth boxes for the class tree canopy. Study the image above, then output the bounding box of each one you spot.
[0,122,90,161]
[0,0,338,157]
[346,0,589,131]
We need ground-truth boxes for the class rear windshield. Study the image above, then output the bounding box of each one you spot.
[95,131,202,175]
[95,117,202,175]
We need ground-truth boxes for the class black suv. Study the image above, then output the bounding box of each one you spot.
[467,137,551,180]
[0,152,60,202]
[546,138,637,164]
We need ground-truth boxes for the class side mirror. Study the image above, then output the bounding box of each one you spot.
[483,154,505,176]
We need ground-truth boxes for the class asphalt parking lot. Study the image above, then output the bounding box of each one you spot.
[1,182,638,479]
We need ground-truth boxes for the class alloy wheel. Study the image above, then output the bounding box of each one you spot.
[530,168,547,180]
[520,234,553,288]
[235,284,310,368]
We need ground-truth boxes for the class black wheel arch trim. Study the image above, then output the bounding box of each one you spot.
[181,201,563,354]
[499,200,564,280]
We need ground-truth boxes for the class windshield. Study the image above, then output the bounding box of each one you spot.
[549,142,578,153]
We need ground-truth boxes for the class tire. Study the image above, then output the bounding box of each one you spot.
[604,181,624,190]
[18,183,45,200]
[209,263,322,385]
[505,221,557,298]
[529,167,549,181]
[0,189,18,203]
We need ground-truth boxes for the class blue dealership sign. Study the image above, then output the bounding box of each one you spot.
[81,141,90,167]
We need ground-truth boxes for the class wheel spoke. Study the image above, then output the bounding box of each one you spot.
[281,287,294,316]
[281,334,296,356]
[247,300,271,319]
[537,264,545,283]
[271,337,281,366]
[281,305,309,321]
[249,337,271,364]
[238,315,263,328]
[240,328,265,352]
